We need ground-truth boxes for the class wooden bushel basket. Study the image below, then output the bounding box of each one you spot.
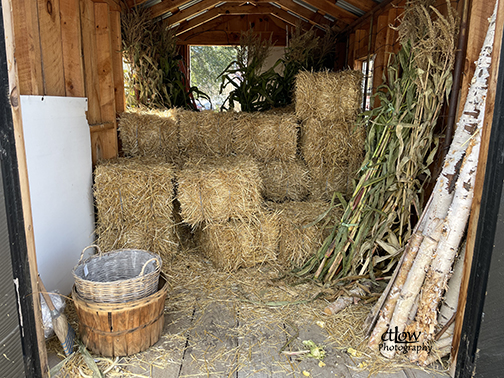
[73,272,168,357]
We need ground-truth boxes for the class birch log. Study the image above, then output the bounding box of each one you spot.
[408,4,497,361]
[375,3,496,358]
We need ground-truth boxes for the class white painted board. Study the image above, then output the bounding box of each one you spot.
[21,96,95,295]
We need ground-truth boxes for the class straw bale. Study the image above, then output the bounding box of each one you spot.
[301,118,354,169]
[309,164,353,201]
[177,156,262,225]
[94,157,178,260]
[295,70,363,122]
[233,112,298,162]
[178,109,235,158]
[197,210,280,272]
[118,109,179,163]
[267,200,342,268]
[260,159,311,202]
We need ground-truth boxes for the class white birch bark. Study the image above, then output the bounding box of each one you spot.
[376,4,497,358]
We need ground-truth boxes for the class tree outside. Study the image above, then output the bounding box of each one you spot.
[190,46,238,111]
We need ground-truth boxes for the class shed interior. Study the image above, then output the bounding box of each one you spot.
[2,0,503,377]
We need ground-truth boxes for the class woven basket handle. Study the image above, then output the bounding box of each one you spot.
[78,245,102,264]
[139,258,158,276]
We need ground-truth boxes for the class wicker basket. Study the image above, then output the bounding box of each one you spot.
[72,245,162,303]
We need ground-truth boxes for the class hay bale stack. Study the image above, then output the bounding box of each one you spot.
[178,110,235,158]
[233,112,298,162]
[301,119,366,200]
[177,156,262,225]
[295,70,363,122]
[267,200,342,268]
[260,159,311,202]
[94,157,178,260]
[118,109,179,162]
[197,210,280,272]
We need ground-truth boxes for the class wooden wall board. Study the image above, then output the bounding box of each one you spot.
[94,2,116,123]
[450,0,502,374]
[37,0,66,96]
[109,10,125,115]
[80,0,102,124]
[2,0,48,375]
[60,0,86,97]
[11,0,43,95]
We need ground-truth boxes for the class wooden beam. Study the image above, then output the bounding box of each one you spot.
[456,0,496,122]
[11,0,43,95]
[450,0,503,374]
[60,0,86,97]
[150,0,193,18]
[296,0,357,25]
[175,3,310,36]
[90,0,121,11]
[109,11,125,114]
[2,0,48,375]
[177,14,287,44]
[272,0,334,28]
[37,0,66,95]
[344,0,378,14]
[80,0,102,124]
[94,2,118,161]
[166,0,334,29]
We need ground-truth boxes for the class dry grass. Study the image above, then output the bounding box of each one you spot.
[118,109,180,164]
[177,156,263,225]
[49,250,448,377]
[267,200,343,269]
[260,159,311,202]
[196,208,280,272]
[94,157,178,261]
[233,111,298,162]
[295,70,363,122]
[178,109,236,159]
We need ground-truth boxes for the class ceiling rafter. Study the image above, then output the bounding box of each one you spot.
[164,0,335,28]
[173,3,312,36]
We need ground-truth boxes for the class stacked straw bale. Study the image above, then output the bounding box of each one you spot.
[295,70,363,122]
[233,112,298,162]
[197,209,280,272]
[260,159,311,202]
[267,201,342,268]
[177,156,262,225]
[296,70,365,200]
[118,109,179,163]
[178,110,235,158]
[94,157,178,261]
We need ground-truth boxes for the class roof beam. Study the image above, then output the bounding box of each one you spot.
[301,0,357,23]
[150,0,195,18]
[173,3,312,35]
[165,0,335,28]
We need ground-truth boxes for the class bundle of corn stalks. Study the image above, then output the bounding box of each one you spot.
[367,3,497,365]
[121,6,207,109]
[299,0,458,283]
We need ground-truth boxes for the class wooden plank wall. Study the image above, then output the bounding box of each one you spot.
[12,0,124,164]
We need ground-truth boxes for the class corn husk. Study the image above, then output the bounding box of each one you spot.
[94,157,178,260]
[177,156,262,225]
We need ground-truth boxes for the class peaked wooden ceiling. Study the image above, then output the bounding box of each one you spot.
[125,0,386,44]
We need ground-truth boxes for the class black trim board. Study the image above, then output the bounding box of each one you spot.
[455,25,504,378]
[0,3,43,377]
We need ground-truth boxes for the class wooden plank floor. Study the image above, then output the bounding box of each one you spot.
[49,252,451,378]
[114,301,449,378]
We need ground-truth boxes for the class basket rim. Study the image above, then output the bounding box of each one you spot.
[72,248,162,283]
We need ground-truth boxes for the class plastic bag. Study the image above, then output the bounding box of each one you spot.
[40,291,66,339]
